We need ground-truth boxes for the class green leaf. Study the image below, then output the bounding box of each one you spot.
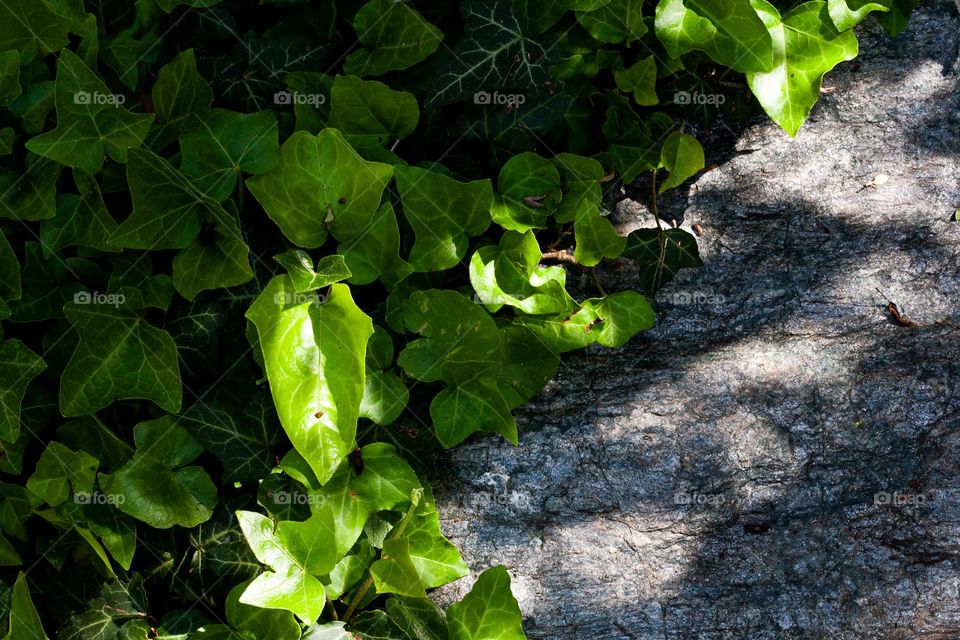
[614,56,658,107]
[879,0,917,36]
[491,152,561,233]
[622,228,703,294]
[25,50,153,174]
[386,597,448,640]
[430,378,518,447]
[247,278,374,485]
[329,75,419,150]
[582,291,655,347]
[395,511,469,589]
[828,0,891,31]
[372,537,427,598]
[110,147,231,250]
[172,215,254,301]
[427,0,554,105]
[0,339,46,443]
[469,231,575,314]
[236,509,335,622]
[274,250,352,293]
[572,203,626,267]
[98,417,217,529]
[0,154,62,221]
[0,51,21,106]
[4,572,47,640]
[577,0,648,44]
[41,170,120,256]
[360,371,409,426]
[394,165,493,272]
[659,131,704,192]
[447,566,526,640]
[344,0,443,77]
[497,325,560,409]
[0,0,71,59]
[179,109,280,201]
[654,0,774,73]
[8,242,83,322]
[179,388,284,483]
[149,49,214,149]
[60,287,182,416]
[225,579,301,640]
[305,442,421,556]
[26,442,98,507]
[0,229,20,302]
[397,289,500,383]
[746,1,858,137]
[247,129,393,249]
[348,612,410,640]
[337,201,414,287]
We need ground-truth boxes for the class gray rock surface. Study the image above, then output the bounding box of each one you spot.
[433,3,960,638]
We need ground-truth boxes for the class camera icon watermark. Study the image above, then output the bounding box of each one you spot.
[674,91,725,106]
[272,291,328,306]
[74,91,126,106]
[74,491,125,506]
[874,491,926,507]
[473,91,526,107]
[674,490,725,506]
[266,491,327,508]
[73,291,125,308]
[273,90,326,107]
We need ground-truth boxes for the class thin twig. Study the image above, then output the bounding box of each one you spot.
[541,249,582,266]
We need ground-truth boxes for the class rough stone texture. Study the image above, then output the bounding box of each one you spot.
[432,2,960,638]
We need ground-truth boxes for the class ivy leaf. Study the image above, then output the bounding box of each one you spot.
[274,250,352,293]
[552,152,604,223]
[394,165,493,272]
[5,573,47,640]
[428,0,554,106]
[41,169,119,256]
[622,228,703,295]
[179,109,280,201]
[337,201,414,287]
[576,0,648,43]
[582,292,655,347]
[25,50,153,174]
[497,325,560,409]
[179,387,284,483]
[654,0,774,73]
[247,278,373,485]
[469,231,575,314]
[0,154,62,221]
[0,340,46,442]
[99,417,217,529]
[573,203,626,267]
[490,152,561,233]
[304,442,421,556]
[372,537,427,598]
[0,51,21,106]
[110,147,231,250]
[879,0,917,36]
[0,229,19,302]
[385,597,448,640]
[659,131,705,192]
[360,370,409,426]
[601,103,673,184]
[172,214,254,301]
[26,442,98,507]
[828,0,891,30]
[149,49,214,149]
[614,56,658,106]
[60,287,183,416]
[344,0,443,77]
[397,290,501,383]
[347,611,410,640]
[393,511,469,589]
[447,566,526,640]
[8,242,83,322]
[747,1,858,137]
[224,579,301,640]
[247,129,393,249]
[430,378,518,447]
[236,509,335,622]
[0,0,71,59]
[329,75,420,150]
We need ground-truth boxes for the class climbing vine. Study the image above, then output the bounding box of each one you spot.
[0,0,914,637]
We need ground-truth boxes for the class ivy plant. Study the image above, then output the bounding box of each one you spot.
[0,0,912,637]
